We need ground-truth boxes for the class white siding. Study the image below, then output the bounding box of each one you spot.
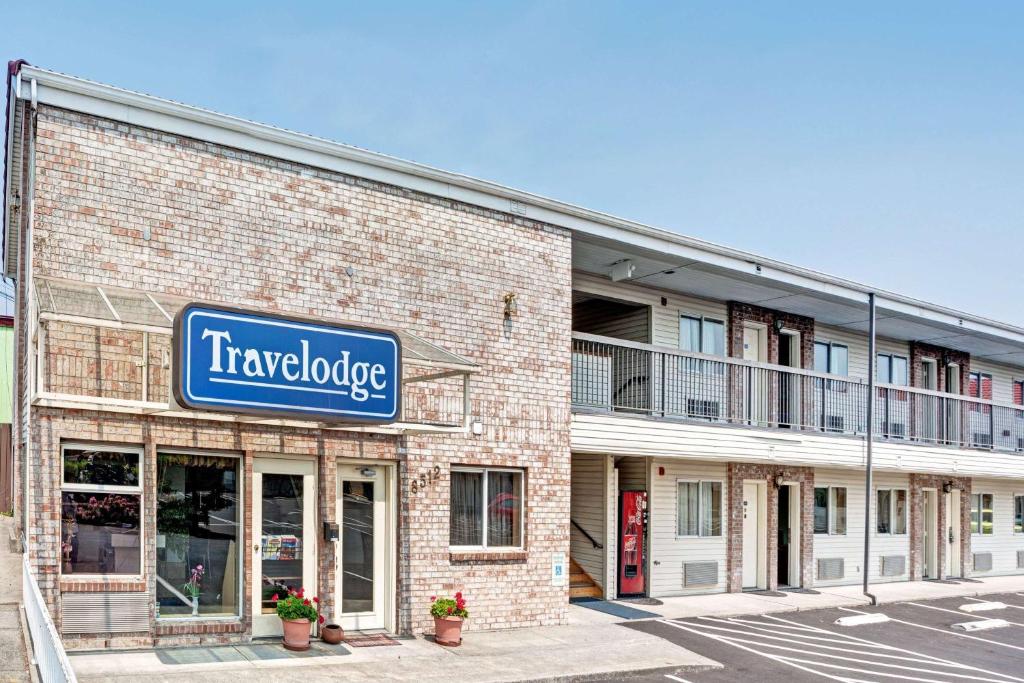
[573,413,1024,480]
[968,478,1024,577]
[617,457,648,491]
[570,454,608,588]
[649,459,728,596]
[811,468,866,587]
[970,359,1021,406]
[868,471,912,583]
[815,324,909,382]
[573,272,727,349]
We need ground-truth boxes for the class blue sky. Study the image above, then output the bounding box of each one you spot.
[6,2,1023,323]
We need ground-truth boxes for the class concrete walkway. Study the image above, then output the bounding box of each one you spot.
[0,516,31,683]
[69,574,1024,682]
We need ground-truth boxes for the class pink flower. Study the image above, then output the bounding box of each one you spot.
[271,593,279,601]
[430,596,437,601]
[318,615,325,625]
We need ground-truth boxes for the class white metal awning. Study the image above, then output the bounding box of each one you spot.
[31,276,479,434]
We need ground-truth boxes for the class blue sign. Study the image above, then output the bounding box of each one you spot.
[173,304,401,423]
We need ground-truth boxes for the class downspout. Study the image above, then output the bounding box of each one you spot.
[862,292,877,605]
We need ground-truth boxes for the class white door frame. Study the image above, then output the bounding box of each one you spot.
[923,488,938,579]
[335,460,396,633]
[252,456,317,638]
[783,482,802,588]
[742,480,768,590]
[946,489,961,578]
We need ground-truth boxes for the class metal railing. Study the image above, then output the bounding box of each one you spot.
[22,557,76,683]
[571,333,1024,453]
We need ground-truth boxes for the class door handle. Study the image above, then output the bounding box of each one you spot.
[948,529,954,544]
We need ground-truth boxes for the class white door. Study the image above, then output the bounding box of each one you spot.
[742,483,761,589]
[337,464,390,631]
[252,457,317,638]
[923,490,937,579]
[946,490,961,578]
[743,326,767,425]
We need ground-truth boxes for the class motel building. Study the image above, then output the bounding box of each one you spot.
[5,63,1024,651]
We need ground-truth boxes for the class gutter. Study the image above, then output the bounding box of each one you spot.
[2,59,27,275]
[11,64,1024,345]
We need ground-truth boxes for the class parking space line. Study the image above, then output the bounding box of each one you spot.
[665,615,1024,683]
[761,615,981,668]
[906,602,1024,627]
[966,596,1024,610]
[695,620,950,666]
[837,607,1024,654]
[663,675,693,683]
[658,620,855,682]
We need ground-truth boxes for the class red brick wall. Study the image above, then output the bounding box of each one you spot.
[909,342,970,395]
[22,103,574,646]
[726,463,814,592]
[727,302,815,369]
[908,474,971,581]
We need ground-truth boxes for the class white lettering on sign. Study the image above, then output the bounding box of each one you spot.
[201,327,388,402]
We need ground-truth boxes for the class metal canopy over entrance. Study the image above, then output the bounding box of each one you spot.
[31,277,479,434]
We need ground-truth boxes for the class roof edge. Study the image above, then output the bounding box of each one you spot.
[13,64,1024,343]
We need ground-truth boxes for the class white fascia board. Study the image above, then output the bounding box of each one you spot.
[16,65,1024,346]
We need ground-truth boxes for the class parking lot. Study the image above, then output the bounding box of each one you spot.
[599,591,1024,682]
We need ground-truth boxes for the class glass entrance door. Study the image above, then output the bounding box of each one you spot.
[252,458,316,637]
[337,465,389,631]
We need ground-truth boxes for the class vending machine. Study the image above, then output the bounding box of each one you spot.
[618,490,648,596]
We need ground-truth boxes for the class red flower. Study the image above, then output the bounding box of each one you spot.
[430,596,437,601]
[271,593,279,602]
[318,615,325,624]
[297,588,305,598]
[303,598,311,606]
[447,606,453,614]
[313,597,320,604]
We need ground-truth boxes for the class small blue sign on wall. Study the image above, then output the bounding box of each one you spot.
[173,304,401,423]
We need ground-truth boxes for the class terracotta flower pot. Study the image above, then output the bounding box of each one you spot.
[433,616,464,646]
[281,617,312,651]
[321,623,344,645]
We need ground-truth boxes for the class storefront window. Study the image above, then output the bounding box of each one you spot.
[60,445,142,575]
[450,468,523,549]
[156,452,240,618]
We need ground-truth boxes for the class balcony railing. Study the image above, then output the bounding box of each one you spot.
[571,332,1024,453]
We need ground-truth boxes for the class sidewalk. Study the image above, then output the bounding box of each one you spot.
[69,574,1024,683]
[0,515,31,683]
[70,617,719,682]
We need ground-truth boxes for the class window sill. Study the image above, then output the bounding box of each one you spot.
[449,550,527,563]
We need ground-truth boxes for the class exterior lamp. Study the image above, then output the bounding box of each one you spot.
[943,481,954,494]
[504,293,518,319]
[773,473,785,488]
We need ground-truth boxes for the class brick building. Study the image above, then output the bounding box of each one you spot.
[5,64,1024,651]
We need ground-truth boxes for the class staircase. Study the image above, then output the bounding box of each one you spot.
[569,557,603,599]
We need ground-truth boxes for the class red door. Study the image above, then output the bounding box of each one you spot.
[619,490,647,596]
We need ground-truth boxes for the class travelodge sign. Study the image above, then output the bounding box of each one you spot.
[172,304,401,423]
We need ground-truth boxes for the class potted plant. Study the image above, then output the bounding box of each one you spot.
[273,588,323,651]
[183,564,204,616]
[430,592,468,646]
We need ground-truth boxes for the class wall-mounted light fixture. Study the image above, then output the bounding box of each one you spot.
[773,318,785,334]
[359,467,377,478]
[942,481,954,493]
[503,292,518,319]
[773,473,786,488]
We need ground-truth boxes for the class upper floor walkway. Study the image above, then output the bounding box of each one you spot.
[572,331,1024,455]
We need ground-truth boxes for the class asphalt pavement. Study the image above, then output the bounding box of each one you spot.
[588,590,1024,682]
